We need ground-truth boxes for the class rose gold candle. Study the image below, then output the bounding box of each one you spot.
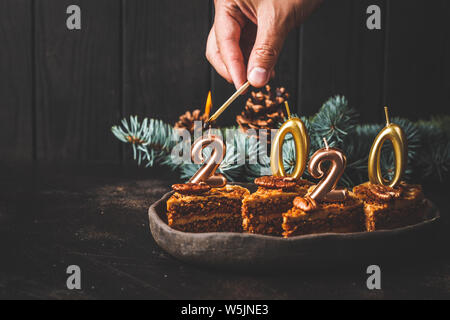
[189,134,227,188]
[308,139,347,202]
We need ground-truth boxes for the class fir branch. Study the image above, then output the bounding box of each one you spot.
[415,117,450,181]
[112,116,175,166]
[112,100,450,186]
[311,96,358,145]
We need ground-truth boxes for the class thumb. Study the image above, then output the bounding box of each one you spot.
[247,20,287,87]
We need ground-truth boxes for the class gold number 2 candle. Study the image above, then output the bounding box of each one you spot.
[270,102,309,179]
[368,107,407,188]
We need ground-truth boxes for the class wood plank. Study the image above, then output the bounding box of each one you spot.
[35,0,122,162]
[0,164,448,299]
[385,0,448,120]
[0,0,33,161]
[299,0,386,122]
[123,0,211,124]
[444,1,450,108]
[275,28,300,114]
[300,0,354,117]
[351,0,387,123]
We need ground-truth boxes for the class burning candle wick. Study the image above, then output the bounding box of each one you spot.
[203,121,211,131]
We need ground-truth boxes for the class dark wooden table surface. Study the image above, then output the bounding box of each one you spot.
[0,164,448,300]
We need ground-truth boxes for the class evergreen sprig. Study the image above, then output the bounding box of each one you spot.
[311,96,358,145]
[112,97,450,186]
[112,116,176,166]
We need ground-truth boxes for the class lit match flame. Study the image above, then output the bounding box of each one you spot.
[204,91,212,119]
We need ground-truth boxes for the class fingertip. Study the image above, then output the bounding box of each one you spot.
[218,49,246,89]
[248,67,270,88]
[233,77,247,90]
[224,60,247,90]
[219,69,234,85]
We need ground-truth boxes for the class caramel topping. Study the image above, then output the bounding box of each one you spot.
[367,183,404,200]
[352,181,421,204]
[255,176,308,191]
[293,196,318,212]
[172,182,211,195]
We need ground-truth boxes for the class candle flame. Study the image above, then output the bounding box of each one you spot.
[284,101,292,119]
[384,106,390,126]
[204,91,212,119]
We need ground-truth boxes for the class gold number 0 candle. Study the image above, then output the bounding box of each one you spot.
[270,102,309,179]
[368,107,407,188]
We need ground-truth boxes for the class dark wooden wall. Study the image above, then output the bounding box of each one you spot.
[0,0,449,164]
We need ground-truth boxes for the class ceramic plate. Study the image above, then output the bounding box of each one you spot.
[148,184,441,270]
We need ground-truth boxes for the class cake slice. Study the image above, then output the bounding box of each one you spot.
[242,176,313,236]
[353,181,426,231]
[166,184,250,233]
[282,191,365,238]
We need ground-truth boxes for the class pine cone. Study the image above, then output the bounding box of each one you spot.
[174,109,208,133]
[236,85,289,140]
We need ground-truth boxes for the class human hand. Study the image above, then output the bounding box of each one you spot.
[206,0,322,88]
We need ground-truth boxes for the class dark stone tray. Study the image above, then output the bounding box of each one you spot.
[149,184,441,271]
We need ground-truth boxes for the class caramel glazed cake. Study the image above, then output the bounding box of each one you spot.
[353,181,428,231]
[242,176,313,236]
[282,187,365,238]
[166,183,250,233]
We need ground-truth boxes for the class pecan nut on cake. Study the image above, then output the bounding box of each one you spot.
[241,176,313,236]
[166,183,250,233]
[353,181,427,232]
[282,187,365,238]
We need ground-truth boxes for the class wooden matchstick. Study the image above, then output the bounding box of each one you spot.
[207,81,250,123]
